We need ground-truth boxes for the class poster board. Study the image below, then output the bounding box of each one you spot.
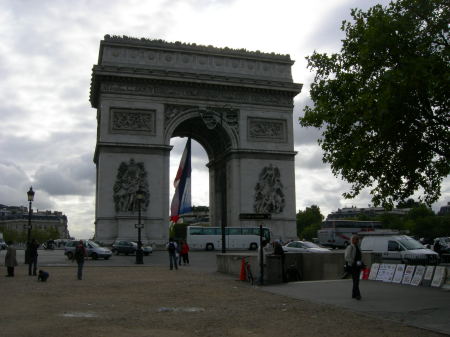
[368,263,380,280]
[422,266,435,287]
[431,266,447,288]
[376,264,388,281]
[392,264,405,284]
[410,265,426,286]
[376,264,396,282]
[401,265,416,285]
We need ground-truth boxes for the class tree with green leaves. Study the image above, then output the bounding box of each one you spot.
[300,0,449,208]
[296,205,324,239]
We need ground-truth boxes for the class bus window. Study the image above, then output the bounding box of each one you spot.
[226,228,242,235]
[189,227,203,235]
[203,227,218,235]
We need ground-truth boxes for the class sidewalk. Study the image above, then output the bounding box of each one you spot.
[263,279,450,335]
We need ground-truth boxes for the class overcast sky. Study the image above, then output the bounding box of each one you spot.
[0,0,448,239]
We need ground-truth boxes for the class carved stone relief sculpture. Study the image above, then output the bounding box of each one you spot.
[248,117,286,142]
[165,104,239,134]
[111,108,155,134]
[113,159,150,212]
[254,164,285,214]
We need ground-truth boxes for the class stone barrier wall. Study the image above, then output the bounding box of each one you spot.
[217,252,449,286]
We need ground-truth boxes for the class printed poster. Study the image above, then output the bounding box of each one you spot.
[392,264,405,283]
[410,265,426,286]
[376,264,388,281]
[431,266,447,288]
[368,263,380,280]
[401,265,416,285]
[424,266,435,281]
[376,264,396,282]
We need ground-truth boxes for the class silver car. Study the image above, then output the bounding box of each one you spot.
[283,241,331,253]
[64,240,112,260]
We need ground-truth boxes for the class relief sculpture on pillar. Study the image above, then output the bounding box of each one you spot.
[113,159,150,212]
[254,164,285,214]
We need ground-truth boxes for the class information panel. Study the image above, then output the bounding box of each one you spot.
[368,263,380,280]
[392,264,405,284]
[401,265,416,285]
[410,265,426,286]
[431,266,447,288]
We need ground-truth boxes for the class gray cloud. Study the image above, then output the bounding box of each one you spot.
[0,161,54,210]
[33,153,95,196]
[301,0,392,52]
[296,146,327,170]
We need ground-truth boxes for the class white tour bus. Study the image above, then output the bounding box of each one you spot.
[318,219,382,248]
[186,225,271,251]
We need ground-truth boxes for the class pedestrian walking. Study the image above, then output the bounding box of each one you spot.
[28,238,39,276]
[273,241,286,282]
[5,241,18,277]
[72,240,87,280]
[177,240,183,266]
[257,240,273,285]
[166,238,178,270]
[181,240,190,265]
[344,235,364,300]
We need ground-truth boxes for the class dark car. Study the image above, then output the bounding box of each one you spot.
[112,240,153,256]
[111,240,136,255]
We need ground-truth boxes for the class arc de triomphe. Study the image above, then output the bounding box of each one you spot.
[90,35,302,246]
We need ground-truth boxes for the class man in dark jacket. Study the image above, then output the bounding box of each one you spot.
[72,240,87,280]
[28,239,39,276]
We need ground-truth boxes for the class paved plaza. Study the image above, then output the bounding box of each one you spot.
[1,249,449,336]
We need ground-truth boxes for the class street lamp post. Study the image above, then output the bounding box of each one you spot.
[135,189,144,264]
[25,187,35,264]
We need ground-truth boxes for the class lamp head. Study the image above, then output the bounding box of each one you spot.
[136,188,145,201]
[27,187,35,202]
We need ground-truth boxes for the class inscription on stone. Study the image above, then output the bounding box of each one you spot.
[111,109,155,134]
[101,81,291,107]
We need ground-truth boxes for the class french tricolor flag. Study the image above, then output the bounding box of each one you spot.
[170,137,192,223]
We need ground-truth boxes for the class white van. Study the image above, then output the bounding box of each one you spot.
[360,234,439,264]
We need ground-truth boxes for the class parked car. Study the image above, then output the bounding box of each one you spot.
[282,241,331,253]
[433,237,450,254]
[131,242,153,256]
[64,240,112,260]
[112,240,152,256]
[360,234,438,264]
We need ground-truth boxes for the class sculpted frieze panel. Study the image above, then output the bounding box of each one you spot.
[165,104,239,135]
[254,164,285,214]
[102,45,292,81]
[248,117,287,142]
[110,108,155,135]
[113,159,150,212]
[100,81,291,107]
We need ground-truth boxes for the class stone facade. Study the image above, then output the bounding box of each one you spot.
[0,207,70,239]
[90,36,302,246]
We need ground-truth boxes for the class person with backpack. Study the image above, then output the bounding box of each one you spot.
[166,238,178,270]
[72,240,87,280]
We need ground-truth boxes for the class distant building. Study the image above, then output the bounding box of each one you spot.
[178,206,210,225]
[0,204,70,239]
[438,202,450,216]
[327,206,412,219]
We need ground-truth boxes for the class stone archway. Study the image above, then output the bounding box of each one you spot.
[90,35,302,246]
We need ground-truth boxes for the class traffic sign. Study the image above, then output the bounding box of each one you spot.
[239,213,271,220]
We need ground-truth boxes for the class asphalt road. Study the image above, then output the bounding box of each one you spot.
[0,248,220,272]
